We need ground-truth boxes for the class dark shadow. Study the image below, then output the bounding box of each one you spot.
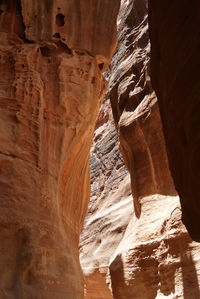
[109,254,125,298]
[56,13,65,27]
[181,244,200,299]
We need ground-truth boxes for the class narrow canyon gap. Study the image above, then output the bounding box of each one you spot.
[80,1,200,298]
[0,0,120,297]
[1,0,200,298]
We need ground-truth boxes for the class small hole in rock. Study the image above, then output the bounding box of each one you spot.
[40,46,50,57]
[56,13,65,26]
[53,32,61,39]
[98,63,104,70]
[22,64,24,68]
[0,9,3,15]
[57,7,60,10]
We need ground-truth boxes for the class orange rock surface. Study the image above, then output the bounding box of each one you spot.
[0,0,120,297]
[1,0,200,298]
[80,1,200,298]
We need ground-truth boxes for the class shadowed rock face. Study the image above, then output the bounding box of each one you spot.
[148,0,200,241]
[107,0,176,216]
[80,1,200,298]
[0,0,120,297]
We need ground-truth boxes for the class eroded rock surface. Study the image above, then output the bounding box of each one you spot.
[80,1,200,298]
[80,98,133,299]
[148,0,200,241]
[107,0,176,216]
[0,0,120,297]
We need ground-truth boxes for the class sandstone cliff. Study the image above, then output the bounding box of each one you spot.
[148,0,200,241]
[0,0,120,297]
[1,0,200,298]
[80,1,200,298]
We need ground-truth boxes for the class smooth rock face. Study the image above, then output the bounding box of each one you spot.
[148,0,200,241]
[80,1,200,298]
[0,0,120,297]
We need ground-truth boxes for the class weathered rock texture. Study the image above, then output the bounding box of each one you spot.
[80,0,200,298]
[148,0,200,241]
[107,0,176,216]
[80,98,133,298]
[0,0,120,297]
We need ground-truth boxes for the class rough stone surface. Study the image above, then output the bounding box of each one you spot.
[109,195,200,299]
[148,0,200,241]
[80,1,200,298]
[80,98,133,299]
[0,0,120,297]
[107,0,176,216]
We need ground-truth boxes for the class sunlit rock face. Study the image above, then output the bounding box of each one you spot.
[0,0,120,297]
[107,0,176,217]
[148,0,200,241]
[80,98,133,299]
[80,0,200,298]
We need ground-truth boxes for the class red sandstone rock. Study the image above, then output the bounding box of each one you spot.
[80,1,200,298]
[148,0,200,241]
[0,0,120,297]
[80,98,132,299]
[107,0,176,217]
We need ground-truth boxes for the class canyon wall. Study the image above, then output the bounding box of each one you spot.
[148,0,200,241]
[80,98,133,299]
[80,0,200,298]
[0,0,120,297]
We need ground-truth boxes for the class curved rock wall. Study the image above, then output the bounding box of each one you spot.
[148,0,200,241]
[107,0,176,217]
[0,0,120,297]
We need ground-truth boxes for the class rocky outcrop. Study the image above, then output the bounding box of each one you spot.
[148,0,200,241]
[0,0,120,297]
[108,194,200,299]
[80,0,200,298]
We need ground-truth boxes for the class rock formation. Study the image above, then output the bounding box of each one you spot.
[1,0,200,298]
[80,98,133,299]
[80,0,200,298]
[148,0,200,241]
[0,0,120,297]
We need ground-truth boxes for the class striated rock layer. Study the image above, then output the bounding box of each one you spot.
[0,0,120,297]
[81,0,200,298]
[148,0,200,241]
[107,0,176,216]
[80,98,133,299]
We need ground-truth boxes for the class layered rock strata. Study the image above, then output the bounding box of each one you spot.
[148,0,200,241]
[80,0,200,298]
[0,0,120,297]
[80,99,133,298]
